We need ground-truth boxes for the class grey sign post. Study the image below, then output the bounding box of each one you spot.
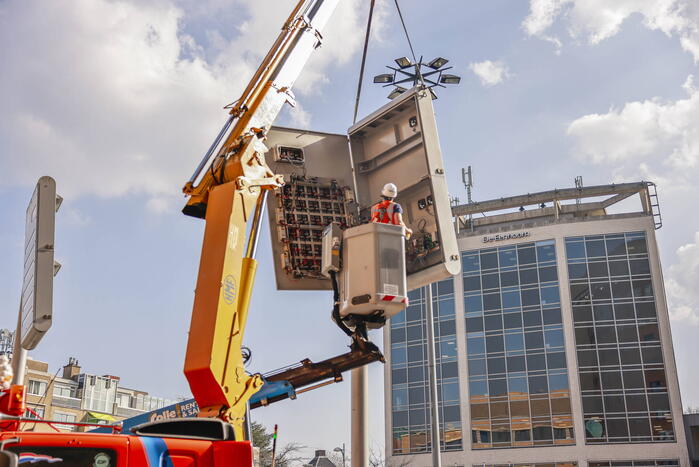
[12,176,61,384]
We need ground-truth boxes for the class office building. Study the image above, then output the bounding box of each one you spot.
[683,413,699,466]
[384,182,689,466]
[22,356,174,432]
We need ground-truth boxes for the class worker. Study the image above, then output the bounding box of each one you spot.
[371,183,412,237]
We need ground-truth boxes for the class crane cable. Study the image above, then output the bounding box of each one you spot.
[352,0,376,124]
[393,0,417,65]
[352,0,422,124]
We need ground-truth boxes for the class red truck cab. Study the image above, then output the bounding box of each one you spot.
[0,419,253,466]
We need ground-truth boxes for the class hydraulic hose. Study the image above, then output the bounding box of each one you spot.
[330,271,353,337]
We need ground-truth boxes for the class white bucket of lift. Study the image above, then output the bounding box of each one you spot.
[338,222,407,326]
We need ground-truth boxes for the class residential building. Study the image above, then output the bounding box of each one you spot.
[22,356,174,432]
[0,329,12,357]
[384,182,689,466]
[305,450,338,467]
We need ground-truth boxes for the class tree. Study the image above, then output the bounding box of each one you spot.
[251,421,306,467]
[274,441,306,467]
[328,451,347,466]
[251,421,274,465]
[369,447,384,467]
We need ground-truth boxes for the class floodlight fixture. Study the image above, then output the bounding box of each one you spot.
[376,55,459,100]
[427,57,449,69]
[440,74,461,85]
[387,86,407,100]
[394,57,412,68]
[373,73,394,84]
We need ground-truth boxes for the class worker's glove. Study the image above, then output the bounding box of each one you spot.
[0,355,13,391]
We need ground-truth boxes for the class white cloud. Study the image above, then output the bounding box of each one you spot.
[469,60,511,87]
[522,0,570,49]
[0,0,372,209]
[567,76,699,324]
[523,0,699,62]
[286,103,312,129]
[567,75,699,187]
[63,207,91,227]
[666,232,699,324]
[295,0,390,96]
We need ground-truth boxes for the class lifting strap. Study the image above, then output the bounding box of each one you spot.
[352,0,376,124]
[352,0,424,124]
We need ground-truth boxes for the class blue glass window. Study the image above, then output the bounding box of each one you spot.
[438,299,455,319]
[505,332,524,353]
[502,290,521,309]
[481,251,498,270]
[462,253,480,272]
[536,240,556,262]
[392,345,407,365]
[498,248,517,267]
[469,379,488,396]
[393,388,408,408]
[469,359,486,376]
[565,239,586,259]
[540,286,560,305]
[440,338,457,359]
[442,381,460,402]
[464,295,483,313]
[548,373,569,391]
[508,376,528,394]
[468,337,485,355]
[544,329,564,350]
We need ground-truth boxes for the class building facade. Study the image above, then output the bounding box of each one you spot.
[384,183,690,466]
[22,357,174,432]
[683,413,699,466]
[0,329,12,357]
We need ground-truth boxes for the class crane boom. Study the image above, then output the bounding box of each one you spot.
[181,0,340,441]
[182,0,338,217]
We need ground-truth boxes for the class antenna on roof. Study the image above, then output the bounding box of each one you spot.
[462,166,474,230]
[575,176,583,206]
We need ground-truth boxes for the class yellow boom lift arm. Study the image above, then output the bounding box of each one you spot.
[181,0,340,441]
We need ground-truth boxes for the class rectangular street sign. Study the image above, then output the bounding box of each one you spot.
[20,176,58,350]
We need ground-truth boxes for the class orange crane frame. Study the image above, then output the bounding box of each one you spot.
[181,0,340,441]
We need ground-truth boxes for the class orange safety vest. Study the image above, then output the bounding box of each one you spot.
[370,200,400,225]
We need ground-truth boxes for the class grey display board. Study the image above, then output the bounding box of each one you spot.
[265,128,355,290]
[265,86,460,291]
[348,87,461,289]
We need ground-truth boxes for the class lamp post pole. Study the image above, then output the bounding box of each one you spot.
[425,284,442,467]
[336,443,346,467]
[351,366,368,467]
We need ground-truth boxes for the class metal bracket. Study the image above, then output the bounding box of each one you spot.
[0,437,20,450]
[272,83,297,108]
[235,175,285,191]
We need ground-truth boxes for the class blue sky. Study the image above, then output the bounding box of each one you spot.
[2,0,699,459]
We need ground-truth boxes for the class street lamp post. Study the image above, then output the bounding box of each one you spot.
[372,57,460,466]
[333,444,346,467]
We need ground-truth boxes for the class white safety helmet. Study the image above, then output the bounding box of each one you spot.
[381,182,398,198]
